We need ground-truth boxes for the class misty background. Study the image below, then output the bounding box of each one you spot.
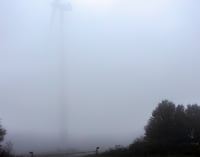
[0,0,200,154]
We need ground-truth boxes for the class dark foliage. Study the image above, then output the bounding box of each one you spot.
[129,100,200,155]
[95,100,200,156]
[0,123,6,143]
[0,122,12,157]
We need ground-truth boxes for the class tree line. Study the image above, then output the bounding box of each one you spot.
[99,100,200,156]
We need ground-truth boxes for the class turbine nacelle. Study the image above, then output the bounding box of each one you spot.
[52,0,72,11]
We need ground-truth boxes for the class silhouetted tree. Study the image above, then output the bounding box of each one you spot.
[130,100,200,154]
[0,122,6,144]
[0,121,12,157]
[144,100,176,146]
[95,100,200,156]
[186,104,200,144]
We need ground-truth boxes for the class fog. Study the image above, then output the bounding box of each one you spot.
[0,0,200,154]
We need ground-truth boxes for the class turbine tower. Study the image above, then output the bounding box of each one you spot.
[51,0,71,150]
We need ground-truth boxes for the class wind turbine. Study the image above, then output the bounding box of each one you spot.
[50,0,71,150]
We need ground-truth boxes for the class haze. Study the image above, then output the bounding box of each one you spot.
[0,0,200,154]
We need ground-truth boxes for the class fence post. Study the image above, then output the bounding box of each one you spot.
[29,152,34,157]
[96,147,100,156]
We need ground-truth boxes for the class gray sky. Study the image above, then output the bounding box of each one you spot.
[0,0,200,154]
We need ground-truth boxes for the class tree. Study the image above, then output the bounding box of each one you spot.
[103,100,200,156]
[144,100,176,146]
[173,105,189,144]
[0,122,6,143]
[185,104,200,144]
[0,121,9,157]
[135,100,200,154]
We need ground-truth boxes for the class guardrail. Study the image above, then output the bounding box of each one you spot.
[28,147,100,157]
